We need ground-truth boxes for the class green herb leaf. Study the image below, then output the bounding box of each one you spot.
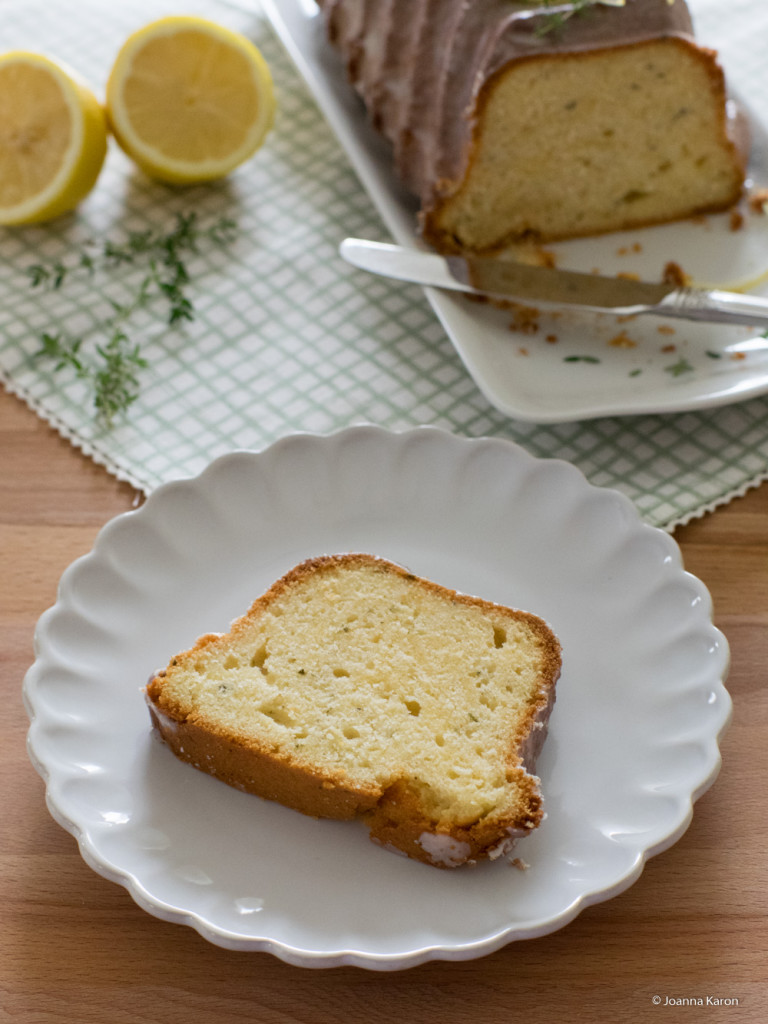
[35,332,85,375]
[26,260,68,289]
[665,357,695,377]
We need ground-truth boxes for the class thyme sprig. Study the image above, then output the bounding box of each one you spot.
[522,0,626,37]
[38,329,148,427]
[28,212,236,428]
[92,330,149,426]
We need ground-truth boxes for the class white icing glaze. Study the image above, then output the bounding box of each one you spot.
[149,701,181,736]
[417,832,471,867]
[486,824,528,860]
[487,837,517,860]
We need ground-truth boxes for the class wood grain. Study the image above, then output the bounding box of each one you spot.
[2,390,766,1023]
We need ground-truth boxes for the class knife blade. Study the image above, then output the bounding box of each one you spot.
[339,238,768,329]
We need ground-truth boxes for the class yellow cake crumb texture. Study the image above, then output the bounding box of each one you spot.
[147,554,561,867]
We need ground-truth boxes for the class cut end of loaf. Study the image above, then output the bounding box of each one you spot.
[146,554,561,867]
[425,38,746,252]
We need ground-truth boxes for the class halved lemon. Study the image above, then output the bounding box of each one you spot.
[105,16,275,185]
[0,52,107,226]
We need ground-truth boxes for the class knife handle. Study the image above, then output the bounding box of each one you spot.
[658,288,768,329]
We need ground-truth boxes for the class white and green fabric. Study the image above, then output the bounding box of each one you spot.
[1,0,767,529]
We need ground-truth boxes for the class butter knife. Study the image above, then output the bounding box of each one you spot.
[340,238,768,329]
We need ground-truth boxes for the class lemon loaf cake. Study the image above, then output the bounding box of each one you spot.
[145,553,561,868]
[317,0,747,252]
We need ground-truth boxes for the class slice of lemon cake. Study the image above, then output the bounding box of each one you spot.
[145,554,561,867]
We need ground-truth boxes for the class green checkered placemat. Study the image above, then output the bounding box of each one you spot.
[1,0,767,529]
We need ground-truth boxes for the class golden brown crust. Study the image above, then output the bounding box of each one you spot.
[146,698,383,819]
[364,769,544,868]
[146,553,561,867]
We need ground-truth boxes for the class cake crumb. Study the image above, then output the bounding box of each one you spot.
[538,248,557,269]
[508,303,540,334]
[729,209,744,231]
[509,857,529,871]
[657,324,676,335]
[662,261,690,287]
[616,242,643,256]
[608,330,636,349]
[748,188,768,214]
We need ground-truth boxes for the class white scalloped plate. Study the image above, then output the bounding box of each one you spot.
[24,427,731,969]
[261,0,768,423]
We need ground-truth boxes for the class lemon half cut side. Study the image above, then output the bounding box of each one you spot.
[0,51,108,226]
[106,16,275,185]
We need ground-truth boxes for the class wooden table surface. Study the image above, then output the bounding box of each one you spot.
[2,389,766,1023]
